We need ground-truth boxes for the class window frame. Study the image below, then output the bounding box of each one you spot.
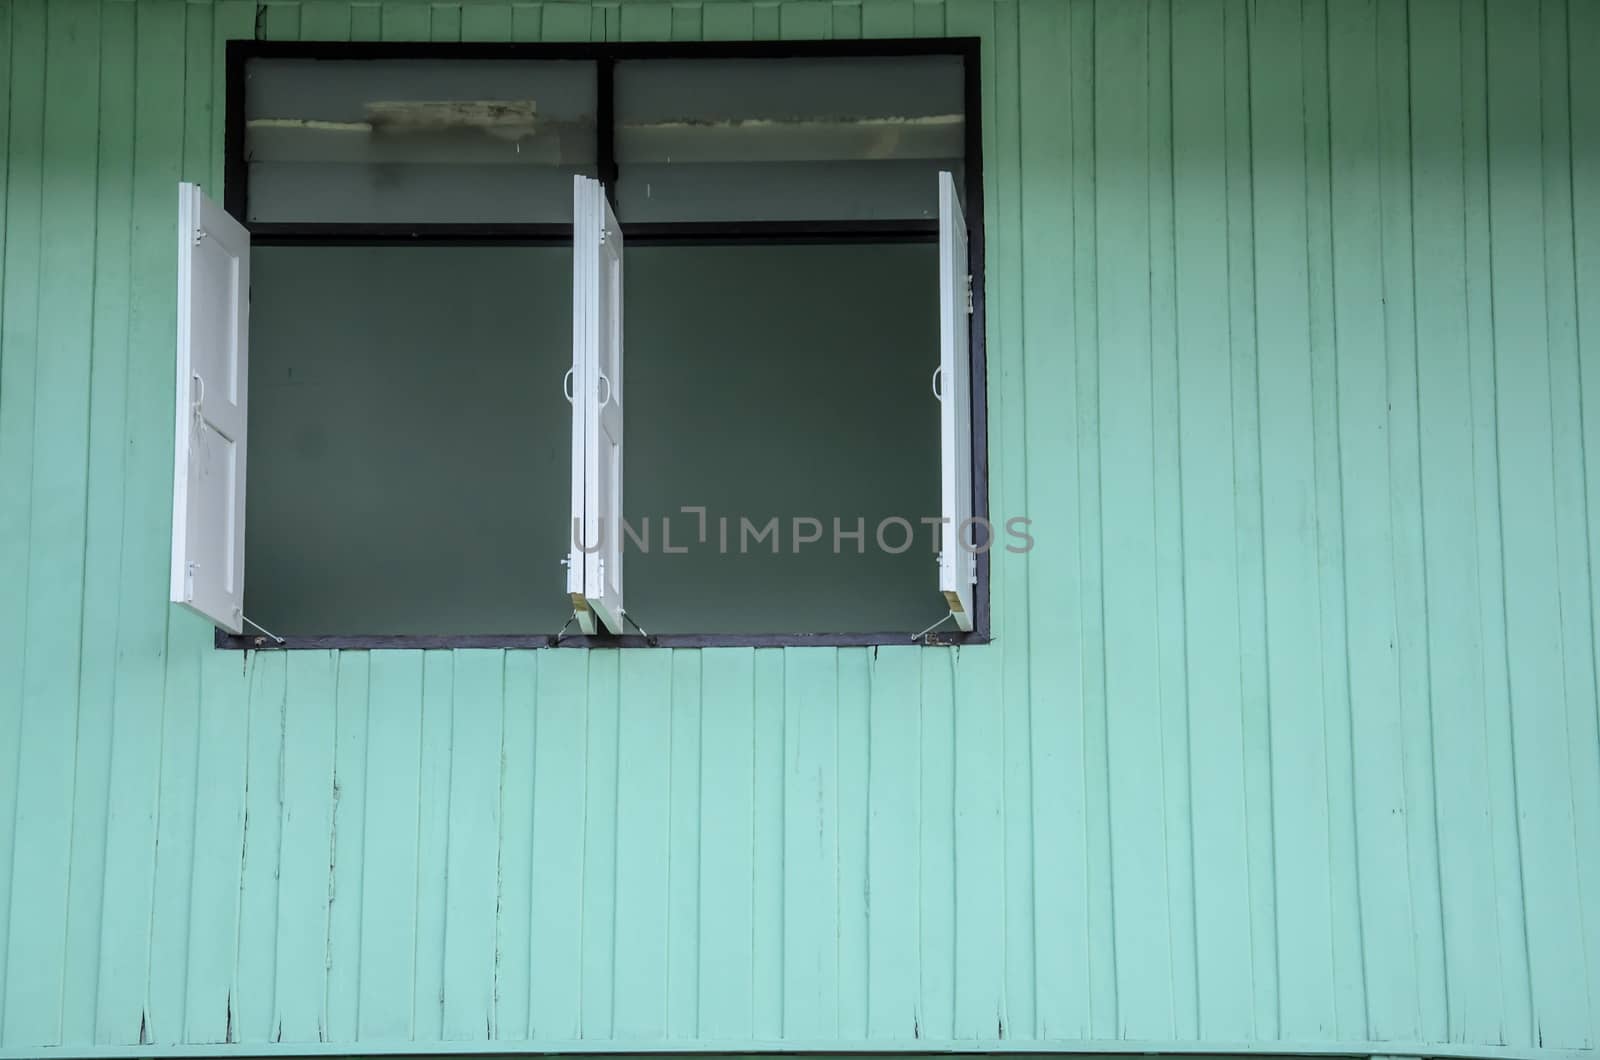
[218,36,991,650]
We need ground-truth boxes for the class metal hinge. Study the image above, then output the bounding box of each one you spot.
[599,227,610,246]
[185,561,197,601]
[965,275,974,315]
[194,227,207,247]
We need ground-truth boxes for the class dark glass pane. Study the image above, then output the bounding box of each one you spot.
[614,55,965,222]
[245,58,597,223]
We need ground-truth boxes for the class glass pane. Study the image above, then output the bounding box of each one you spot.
[624,243,940,633]
[613,55,965,222]
[246,245,575,635]
[245,58,597,223]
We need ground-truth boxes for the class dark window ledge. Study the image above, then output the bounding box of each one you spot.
[215,629,986,651]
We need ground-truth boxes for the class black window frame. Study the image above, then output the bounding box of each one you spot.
[219,36,990,651]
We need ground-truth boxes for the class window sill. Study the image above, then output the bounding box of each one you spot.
[214,629,988,651]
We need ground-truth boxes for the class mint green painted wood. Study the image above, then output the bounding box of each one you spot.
[4,0,1600,1057]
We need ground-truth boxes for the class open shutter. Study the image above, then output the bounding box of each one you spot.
[937,170,975,630]
[568,175,626,634]
[171,183,250,634]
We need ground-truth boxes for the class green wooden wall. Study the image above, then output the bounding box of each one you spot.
[1,0,1598,1056]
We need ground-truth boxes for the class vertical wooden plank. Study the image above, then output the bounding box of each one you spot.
[835,648,870,1040]
[751,648,786,1039]
[1303,0,1369,1036]
[613,651,674,1038]
[1485,0,1590,1045]
[952,643,1006,1040]
[300,1,354,39]
[461,4,513,41]
[61,1,136,1041]
[1065,0,1116,1037]
[1223,0,1278,1036]
[13,0,105,1027]
[260,4,302,40]
[1459,0,1534,1040]
[918,649,955,1041]
[1018,0,1089,1040]
[0,0,95,1043]
[701,3,755,41]
[356,651,425,1040]
[1325,0,1413,1041]
[509,3,542,42]
[1249,0,1339,1037]
[541,3,591,42]
[580,651,621,1039]
[300,2,353,43]
[352,4,383,41]
[266,652,338,1044]
[831,1,861,38]
[381,2,430,40]
[667,650,704,1037]
[782,648,839,1039]
[912,0,944,37]
[1170,0,1254,1040]
[1094,0,1175,1037]
[442,650,505,1042]
[0,0,45,1043]
[1376,0,1449,1039]
[1407,0,1509,1042]
[325,652,371,1044]
[431,2,462,41]
[413,651,456,1041]
[1539,0,1600,1046]
[182,650,252,1045]
[861,0,913,37]
[953,0,1033,1039]
[697,648,755,1039]
[671,5,703,41]
[150,542,205,1041]
[1146,0,1199,1039]
[91,0,185,1043]
[619,2,671,40]
[754,4,781,38]
[148,641,204,1045]
[497,651,539,1040]
[866,646,920,1039]
[527,650,586,1039]
[1565,0,1600,1040]
[236,653,288,1042]
[780,0,830,38]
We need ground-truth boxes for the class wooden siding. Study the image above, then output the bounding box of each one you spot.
[0,0,1598,1056]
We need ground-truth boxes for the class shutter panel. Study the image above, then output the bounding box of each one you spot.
[568,175,626,635]
[170,182,251,634]
[937,170,975,631]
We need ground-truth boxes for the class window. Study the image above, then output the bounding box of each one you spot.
[173,40,987,648]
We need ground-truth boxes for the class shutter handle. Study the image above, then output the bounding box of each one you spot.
[931,365,944,401]
[562,367,575,405]
[596,371,612,408]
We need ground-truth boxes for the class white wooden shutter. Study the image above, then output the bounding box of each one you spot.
[568,175,626,635]
[170,182,251,634]
[937,170,975,630]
